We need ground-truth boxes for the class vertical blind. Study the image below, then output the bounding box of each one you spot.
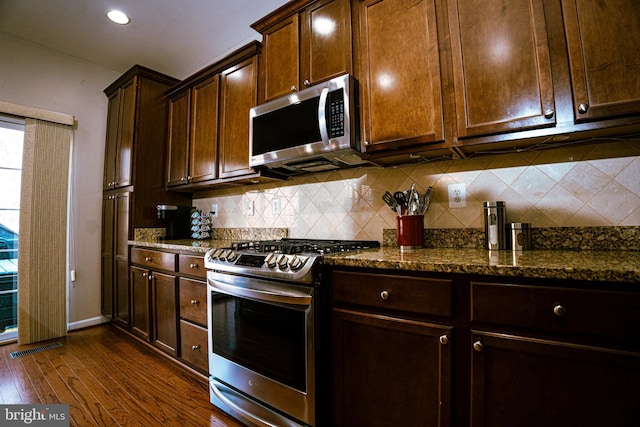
[18,118,72,344]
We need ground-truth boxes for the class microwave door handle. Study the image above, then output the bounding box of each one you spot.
[318,87,330,144]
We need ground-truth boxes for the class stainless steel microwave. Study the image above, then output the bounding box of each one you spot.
[249,74,370,175]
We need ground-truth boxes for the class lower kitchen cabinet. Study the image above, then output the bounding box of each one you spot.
[470,332,640,427]
[178,276,209,373]
[331,270,453,426]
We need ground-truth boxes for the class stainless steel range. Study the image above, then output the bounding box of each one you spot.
[204,239,379,427]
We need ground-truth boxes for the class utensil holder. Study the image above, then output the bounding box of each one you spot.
[397,215,424,250]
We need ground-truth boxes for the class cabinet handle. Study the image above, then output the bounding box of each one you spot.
[145,257,152,262]
[191,345,200,350]
[553,304,566,317]
[303,79,311,87]
[190,299,199,305]
[439,335,449,345]
[180,177,187,181]
[473,340,483,352]
[189,263,199,269]
[290,85,297,92]
[578,103,589,114]
[544,109,555,119]
[142,272,147,278]
[380,290,390,300]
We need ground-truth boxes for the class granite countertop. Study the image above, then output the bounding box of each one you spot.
[324,247,640,284]
[129,239,640,284]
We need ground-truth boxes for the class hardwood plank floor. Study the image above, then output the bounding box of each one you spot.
[0,324,244,427]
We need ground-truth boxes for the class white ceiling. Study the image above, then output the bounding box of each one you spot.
[0,0,290,79]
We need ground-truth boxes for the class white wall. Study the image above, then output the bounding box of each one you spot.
[0,33,120,328]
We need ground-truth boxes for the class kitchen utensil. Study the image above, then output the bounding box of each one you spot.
[394,192,406,214]
[382,191,401,214]
[418,186,433,214]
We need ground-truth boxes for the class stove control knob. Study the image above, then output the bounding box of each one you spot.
[226,251,237,262]
[289,255,305,271]
[211,249,224,260]
[265,253,277,268]
[219,250,231,261]
[277,254,289,269]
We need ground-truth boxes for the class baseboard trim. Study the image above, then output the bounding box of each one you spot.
[67,316,110,331]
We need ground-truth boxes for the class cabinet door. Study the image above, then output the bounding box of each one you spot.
[355,0,445,152]
[166,90,190,186]
[189,75,219,184]
[103,90,120,190]
[262,14,300,102]
[561,0,640,122]
[300,0,352,87]
[152,271,178,356]
[333,308,451,427]
[100,195,114,317]
[115,77,137,188]
[113,191,130,328]
[130,265,151,341]
[448,0,555,138]
[218,57,258,179]
[470,332,640,427]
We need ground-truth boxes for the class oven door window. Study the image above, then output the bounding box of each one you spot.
[212,294,307,392]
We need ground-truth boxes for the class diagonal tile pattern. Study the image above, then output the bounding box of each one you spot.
[193,140,640,243]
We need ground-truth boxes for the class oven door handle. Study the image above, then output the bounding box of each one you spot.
[208,274,313,307]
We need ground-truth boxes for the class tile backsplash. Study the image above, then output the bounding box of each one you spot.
[193,139,640,243]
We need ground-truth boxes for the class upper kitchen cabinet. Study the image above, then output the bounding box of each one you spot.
[167,74,220,187]
[103,66,179,191]
[252,0,352,103]
[561,0,640,123]
[166,42,272,190]
[447,0,555,140]
[352,0,449,162]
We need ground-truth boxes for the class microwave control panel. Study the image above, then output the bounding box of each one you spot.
[328,89,345,138]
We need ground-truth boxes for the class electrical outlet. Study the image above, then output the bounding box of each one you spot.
[272,197,281,215]
[211,203,218,218]
[247,200,255,216]
[448,183,467,208]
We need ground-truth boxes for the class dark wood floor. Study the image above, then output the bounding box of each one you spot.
[0,324,244,427]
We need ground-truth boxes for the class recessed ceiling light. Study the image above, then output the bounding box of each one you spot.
[107,9,131,25]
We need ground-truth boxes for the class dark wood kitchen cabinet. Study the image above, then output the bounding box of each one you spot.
[561,0,640,123]
[352,0,449,160]
[166,42,271,190]
[101,66,189,322]
[252,0,352,103]
[447,0,555,139]
[101,190,130,328]
[130,247,178,356]
[469,281,640,427]
[331,270,452,426]
[167,74,219,187]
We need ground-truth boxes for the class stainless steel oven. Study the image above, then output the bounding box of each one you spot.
[204,239,379,427]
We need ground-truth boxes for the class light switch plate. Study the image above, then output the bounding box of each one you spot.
[247,200,255,216]
[448,183,467,208]
[211,203,218,218]
[272,197,281,215]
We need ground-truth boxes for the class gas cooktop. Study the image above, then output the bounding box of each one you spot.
[230,238,380,255]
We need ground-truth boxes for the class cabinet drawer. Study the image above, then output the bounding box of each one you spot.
[131,248,176,271]
[332,271,452,317]
[178,254,206,279]
[179,320,208,373]
[179,277,207,326]
[471,282,640,341]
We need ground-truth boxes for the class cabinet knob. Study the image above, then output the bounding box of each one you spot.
[578,103,589,114]
[142,272,147,278]
[290,85,297,92]
[473,340,483,352]
[145,257,152,262]
[439,335,449,345]
[189,263,199,269]
[363,140,370,146]
[180,177,187,182]
[303,79,311,87]
[553,304,566,317]
[544,109,555,119]
[190,299,199,305]
[191,345,200,350]
[380,290,390,300]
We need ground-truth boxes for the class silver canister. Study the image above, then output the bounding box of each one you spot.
[483,201,506,250]
[508,222,531,251]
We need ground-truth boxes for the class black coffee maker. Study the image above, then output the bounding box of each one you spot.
[156,205,192,240]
